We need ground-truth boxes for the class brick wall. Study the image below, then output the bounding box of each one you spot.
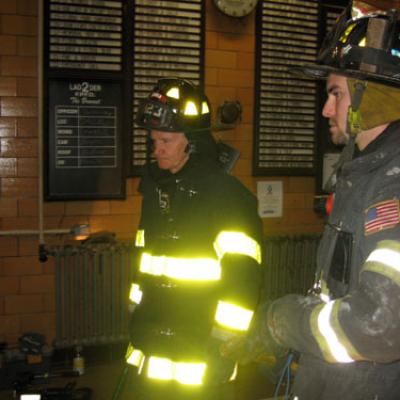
[0,0,324,346]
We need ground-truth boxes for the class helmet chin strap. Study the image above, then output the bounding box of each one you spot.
[347,79,367,136]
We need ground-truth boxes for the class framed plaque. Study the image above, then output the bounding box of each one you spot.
[44,0,132,199]
[253,0,319,176]
[46,79,124,200]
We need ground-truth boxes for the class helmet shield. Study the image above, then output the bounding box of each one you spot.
[136,78,211,133]
[292,1,400,87]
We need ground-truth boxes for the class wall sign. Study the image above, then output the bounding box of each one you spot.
[44,0,132,199]
[257,181,283,218]
[253,0,319,176]
[47,79,124,199]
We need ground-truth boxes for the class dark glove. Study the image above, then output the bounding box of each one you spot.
[205,337,235,385]
[220,301,287,365]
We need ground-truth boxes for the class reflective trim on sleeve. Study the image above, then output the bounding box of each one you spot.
[214,300,254,332]
[135,229,145,247]
[319,279,331,303]
[214,231,262,264]
[364,240,400,287]
[139,252,221,281]
[129,283,143,305]
[126,343,145,370]
[310,300,361,363]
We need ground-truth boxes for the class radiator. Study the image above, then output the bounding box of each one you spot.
[51,235,320,348]
[262,235,321,301]
[52,241,136,349]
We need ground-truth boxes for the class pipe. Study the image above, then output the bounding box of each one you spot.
[38,0,45,259]
[0,229,70,236]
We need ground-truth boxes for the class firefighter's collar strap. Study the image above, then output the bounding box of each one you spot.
[347,79,367,135]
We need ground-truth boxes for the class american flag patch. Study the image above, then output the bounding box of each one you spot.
[364,200,400,235]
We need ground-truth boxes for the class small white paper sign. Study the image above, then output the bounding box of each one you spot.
[257,181,283,218]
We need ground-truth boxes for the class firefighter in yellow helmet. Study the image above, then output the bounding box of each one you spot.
[125,78,263,399]
[222,2,400,399]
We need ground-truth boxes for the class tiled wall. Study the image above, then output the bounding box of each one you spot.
[0,0,324,346]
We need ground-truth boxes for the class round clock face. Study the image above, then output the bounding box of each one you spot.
[214,0,259,18]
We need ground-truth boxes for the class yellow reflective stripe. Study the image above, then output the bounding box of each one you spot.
[135,229,145,247]
[125,346,208,386]
[311,300,355,363]
[166,87,179,99]
[139,252,221,281]
[125,344,145,369]
[183,101,198,116]
[214,231,261,264]
[214,300,254,331]
[175,361,207,385]
[147,356,206,385]
[364,240,400,287]
[339,22,356,43]
[201,101,210,115]
[129,283,143,304]
[229,363,238,382]
[148,357,173,380]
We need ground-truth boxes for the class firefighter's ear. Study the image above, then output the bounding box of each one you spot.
[186,142,196,154]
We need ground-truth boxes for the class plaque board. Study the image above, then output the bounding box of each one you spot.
[44,0,132,199]
[46,79,124,200]
[253,0,319,176]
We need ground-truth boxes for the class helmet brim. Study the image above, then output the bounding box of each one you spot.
[291,64,400,88]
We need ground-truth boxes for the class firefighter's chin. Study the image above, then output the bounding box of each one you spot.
[156,158,171,170]
[329,126,349,146]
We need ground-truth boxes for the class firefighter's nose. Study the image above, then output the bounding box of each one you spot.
[322,97,335,118]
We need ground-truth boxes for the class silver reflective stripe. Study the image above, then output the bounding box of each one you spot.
[366,248,400,272]
[317,300,355,363]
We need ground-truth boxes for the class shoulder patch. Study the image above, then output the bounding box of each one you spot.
[364,199,400,236]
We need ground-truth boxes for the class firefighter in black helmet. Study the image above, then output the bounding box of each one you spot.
[125,78,263,399]
[222,1,400,399]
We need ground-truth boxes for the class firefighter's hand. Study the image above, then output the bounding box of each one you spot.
[220,333,276,365]
[220,302,287,365]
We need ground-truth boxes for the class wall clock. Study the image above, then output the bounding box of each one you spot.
[213,0,259,18]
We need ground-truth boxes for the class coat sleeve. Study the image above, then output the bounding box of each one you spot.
[210,176,265,340]
[267,228,400,364]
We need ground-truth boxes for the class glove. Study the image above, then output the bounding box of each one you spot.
[219,301,287,365]
[204,337,235,385]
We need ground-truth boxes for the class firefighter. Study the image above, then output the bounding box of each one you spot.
[125,78,263,399]
[221,2,400,399]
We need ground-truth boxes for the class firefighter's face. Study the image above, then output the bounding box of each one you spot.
[322,74,351,146]
[151,130,189,173]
